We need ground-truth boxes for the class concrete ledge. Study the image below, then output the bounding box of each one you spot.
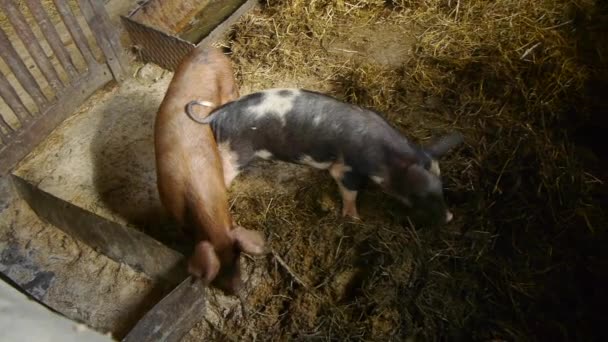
[0,274,114,342]
[12,174,187,286]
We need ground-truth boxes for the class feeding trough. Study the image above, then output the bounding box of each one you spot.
[121,0,257,71]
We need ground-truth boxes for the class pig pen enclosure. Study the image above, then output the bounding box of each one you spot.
[1,0,608,341]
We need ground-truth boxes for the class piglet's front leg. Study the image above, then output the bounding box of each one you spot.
[329,162,362,220]
[337,183,360,220]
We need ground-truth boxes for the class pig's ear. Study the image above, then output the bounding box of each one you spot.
[188,241,220,285]
[424,131,464,159]
[405,164,441,195]
[232,226,267,256]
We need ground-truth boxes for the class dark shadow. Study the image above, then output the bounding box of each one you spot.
[570,1,608,172]
[529,2,608,340]
[87,79,203,337]
[90,82,190,255]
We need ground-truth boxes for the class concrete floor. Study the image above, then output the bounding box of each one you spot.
[5,60,263,338]
[0,1,207,338]
[0,192,160,338]
[0,1,152,337]
[14,64,171,235]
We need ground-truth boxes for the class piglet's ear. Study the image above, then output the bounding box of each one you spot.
[232,226,267,256]
[425,131,464,159]
[188,241,220,285]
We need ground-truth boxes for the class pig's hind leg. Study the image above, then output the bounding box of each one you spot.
[217,140,253,188]
[329,163,363,220]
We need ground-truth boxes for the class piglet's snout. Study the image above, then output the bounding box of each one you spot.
[445,210,454,223]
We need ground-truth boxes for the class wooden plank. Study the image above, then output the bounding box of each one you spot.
[86,0,129,81]
[197,0,257,48]
[179,0,247,43]
[0,114,14,142]
[0,114,14,133]
[0,72,32,123]
[77,0,126,81]
[122,277,205,342]
[0,65,110,175]
[122,0,256,71]
[0,131,7,145]
[24,0,79,79]
[11,174,187,286]
[129,0,212,34]
[0,28,49,109]
[0,0,66,91]
[52,0,97,66]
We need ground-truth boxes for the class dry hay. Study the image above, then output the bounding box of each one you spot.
[206,0,607,340]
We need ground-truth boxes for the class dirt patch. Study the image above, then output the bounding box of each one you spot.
[329,21,417,67]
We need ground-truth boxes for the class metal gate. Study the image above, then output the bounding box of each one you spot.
[0,0,128,174]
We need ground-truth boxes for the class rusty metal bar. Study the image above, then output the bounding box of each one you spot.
[77,0,126,81]
[0,72,32,123]
[52,0,97,66]
[0,0,66,91]
[0,28,48,109]
[24,0,79,79]
[86,0,129,82]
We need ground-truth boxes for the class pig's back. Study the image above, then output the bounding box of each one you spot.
[210,89,410,170]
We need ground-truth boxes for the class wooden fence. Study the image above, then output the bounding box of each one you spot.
[0,0,128,174]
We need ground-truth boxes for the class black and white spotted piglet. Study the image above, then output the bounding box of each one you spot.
[186,89,464,223]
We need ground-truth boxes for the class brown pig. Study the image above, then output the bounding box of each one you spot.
[154,46,266,296]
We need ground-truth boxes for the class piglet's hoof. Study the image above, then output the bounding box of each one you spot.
[346,215,361,221]
[342,208,361,221]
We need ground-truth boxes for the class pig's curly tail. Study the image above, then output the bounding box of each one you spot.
[185,100,216,124]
